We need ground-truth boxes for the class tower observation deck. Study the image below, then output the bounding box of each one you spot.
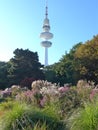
[40,5,53,66]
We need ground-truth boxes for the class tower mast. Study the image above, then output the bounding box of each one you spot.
[40,0,53,66]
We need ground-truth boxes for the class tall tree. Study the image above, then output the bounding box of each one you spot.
[75,35,98,83]
[8,48,45,86]
[45,43,82,85]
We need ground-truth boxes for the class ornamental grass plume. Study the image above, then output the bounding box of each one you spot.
[0,89,12,98]
[39,96,47,107]
[90,88,98,101]
[10,85,21,97]
[16,89,47,108]
[58,86,69,93]
[40,85,59,96]
[31,80,59,91]
[76,80,93,102]
[59,87,82,119]
[31,80,59,107]
[15,90,35,104]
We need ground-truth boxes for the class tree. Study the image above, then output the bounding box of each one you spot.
[8,48,45,87]
[0,62,9,89]
[44,63,61,84]
[74,35,98,83]
[45,43,82,85]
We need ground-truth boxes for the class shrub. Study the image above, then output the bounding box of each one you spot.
[0,101,14,111]
[76,80,93,102]
[0,101,65,130]
[16,90,35,104]
[20,77,35,89]
[67,101,98,130]
[0,102,31,130]
[59,87,82,119]
[28,106,65,130]
[31,80,59,91]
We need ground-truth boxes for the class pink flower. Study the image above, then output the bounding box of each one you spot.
[90,88,98,101]
[40,97,46,107]
[58,87,69,93]
[1,90,12,97]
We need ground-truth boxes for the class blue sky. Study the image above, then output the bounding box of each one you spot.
[0,0,98,65]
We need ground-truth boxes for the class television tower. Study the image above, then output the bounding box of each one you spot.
[40,1,53,66]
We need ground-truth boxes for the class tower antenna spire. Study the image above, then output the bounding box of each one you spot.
[45,0,48,18]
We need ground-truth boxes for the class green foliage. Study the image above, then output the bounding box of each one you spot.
[75,35,98,83]
[0,102,28,130]
[0,101,65,130]
[45,35,98,85]
[33,122,47,130]
[45,43,82,85]
[0,97,6,103]
[0,101,14,111]
[0,62,9,89]
[7,48,45,87]
[44,67,57,83]
[68,102,98,130]
[29,106,65,130]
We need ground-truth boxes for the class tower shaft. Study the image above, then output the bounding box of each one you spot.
[45,47,48,66]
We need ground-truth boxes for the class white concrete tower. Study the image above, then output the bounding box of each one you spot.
[40,2,53,66]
